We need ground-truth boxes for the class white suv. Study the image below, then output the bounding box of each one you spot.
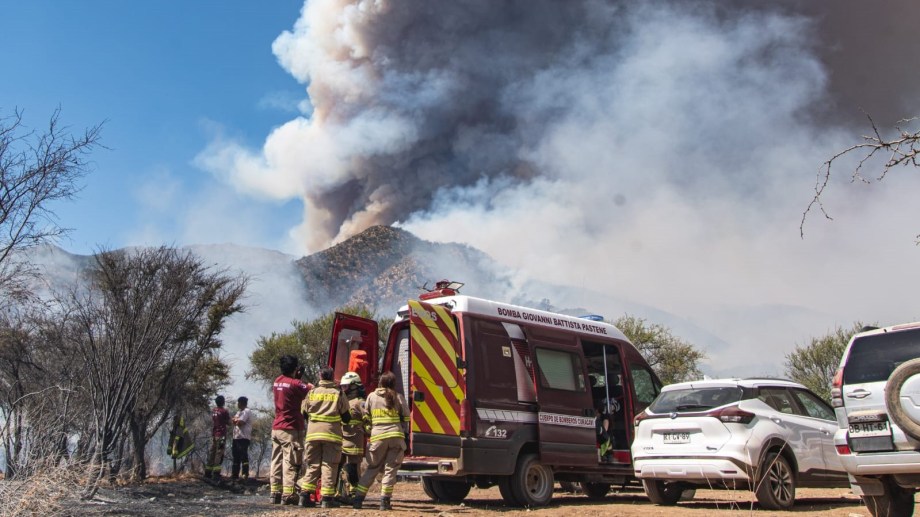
[832,322,920,517]
[632,378,847,510]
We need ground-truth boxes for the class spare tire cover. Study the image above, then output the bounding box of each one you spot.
[884,358,920,441]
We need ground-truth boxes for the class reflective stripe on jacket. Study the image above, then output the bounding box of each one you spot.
[364,388,409,442]
[304,380,350,443]
[342,396,367,455]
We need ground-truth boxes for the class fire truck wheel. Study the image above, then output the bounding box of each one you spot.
[421,477,471,503]
[509,453,554,507]
[498,476,521,506]
[421,477,439,501]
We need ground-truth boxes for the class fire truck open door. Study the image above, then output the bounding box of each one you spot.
[328,312,379,390]
[407,300,465,438]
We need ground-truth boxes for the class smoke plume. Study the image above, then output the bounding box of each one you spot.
[198,0,920,375]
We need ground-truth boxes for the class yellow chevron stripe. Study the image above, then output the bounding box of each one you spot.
[411,360,460,434]
[419,374,460,434]
[409,303,460,376]
[410,362,446,434]
[430,303,458,339]
[410,325,458,386]
[409,302,465,403]
[408,300,465,436]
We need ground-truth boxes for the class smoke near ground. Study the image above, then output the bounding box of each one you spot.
[197,0,920,375]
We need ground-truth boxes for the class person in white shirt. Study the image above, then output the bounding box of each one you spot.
[231,396,253,480]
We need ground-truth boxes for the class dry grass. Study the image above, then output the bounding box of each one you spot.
[0,460,88,516]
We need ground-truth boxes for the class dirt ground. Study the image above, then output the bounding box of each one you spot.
[64,475,904,517]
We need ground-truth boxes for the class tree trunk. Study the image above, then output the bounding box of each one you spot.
[128,417,148,481]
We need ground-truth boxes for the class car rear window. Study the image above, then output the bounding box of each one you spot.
[844,328,920,384]
[649,386,745,413]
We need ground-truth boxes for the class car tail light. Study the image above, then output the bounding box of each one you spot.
[634,410,651,428]
[709,405,755,424]
[836,444,851,455]
[831,369,844,408]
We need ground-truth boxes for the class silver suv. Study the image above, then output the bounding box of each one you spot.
[832,322,920,517]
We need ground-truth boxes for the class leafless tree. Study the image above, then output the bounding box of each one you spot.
[248,407,274,478]
[0,308,89,479]
[0,109,102,304]
[57,246,247,497]
[802,114,920,237]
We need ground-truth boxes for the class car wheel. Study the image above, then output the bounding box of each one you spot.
[642,479,684,506]
[508,453,554,507]
[885,358,920,442]
[421,477,471,503]
[755,452,796,510]
[581,482,610,500]
[498,475,521,506]
[864,476,915,517]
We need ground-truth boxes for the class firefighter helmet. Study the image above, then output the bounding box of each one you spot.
[340,371,362,386]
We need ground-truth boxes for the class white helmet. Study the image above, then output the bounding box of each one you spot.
[340,371,362,386]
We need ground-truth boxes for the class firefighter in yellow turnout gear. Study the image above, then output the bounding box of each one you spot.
[297,367,351,508]
[352,371,410,511]
[338,371,367,502]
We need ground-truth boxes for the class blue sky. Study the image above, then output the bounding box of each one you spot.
[1,0,305,255]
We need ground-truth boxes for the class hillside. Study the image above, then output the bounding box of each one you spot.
[295,225,516,312]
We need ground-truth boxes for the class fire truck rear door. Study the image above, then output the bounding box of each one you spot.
[407,300,465,437]
[328,312,379,389]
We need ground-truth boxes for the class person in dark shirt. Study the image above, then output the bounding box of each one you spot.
[269,355,313,505]
[205,395,231,479]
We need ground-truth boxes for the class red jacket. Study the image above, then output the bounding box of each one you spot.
[272,374,312,430]
[211,407,231,438]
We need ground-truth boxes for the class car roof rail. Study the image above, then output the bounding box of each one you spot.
[741,377,796,383]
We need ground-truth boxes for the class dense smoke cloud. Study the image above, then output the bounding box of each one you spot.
[198,0,917,252]
[198,0,920,375]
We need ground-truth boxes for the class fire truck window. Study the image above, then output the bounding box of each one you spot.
[629,364,659,409]
[535,348,585,392]
[476,322,517,394]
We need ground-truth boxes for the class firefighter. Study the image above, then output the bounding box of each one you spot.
[270,355,313,505]
[338,371,367,503]
[352,371,409,511]
[296,366,352,508]
[205,395,231,480]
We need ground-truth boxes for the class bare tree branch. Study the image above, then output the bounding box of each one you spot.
[0,108,103,299]
[802,113,920,237]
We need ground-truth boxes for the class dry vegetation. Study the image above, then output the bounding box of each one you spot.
[0,461,88,516]
[50,473,887,517]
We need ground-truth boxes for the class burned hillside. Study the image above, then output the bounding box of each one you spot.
[294,225,516,313]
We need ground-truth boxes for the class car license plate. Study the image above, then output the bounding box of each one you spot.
[849,420,891,438]
[663,432,690,444]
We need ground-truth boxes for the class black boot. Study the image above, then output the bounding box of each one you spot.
[352,494,365,509]
[321,498,340,509]
[270,493,282,505]
[380,496,392,511]
[300,492,315,508]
